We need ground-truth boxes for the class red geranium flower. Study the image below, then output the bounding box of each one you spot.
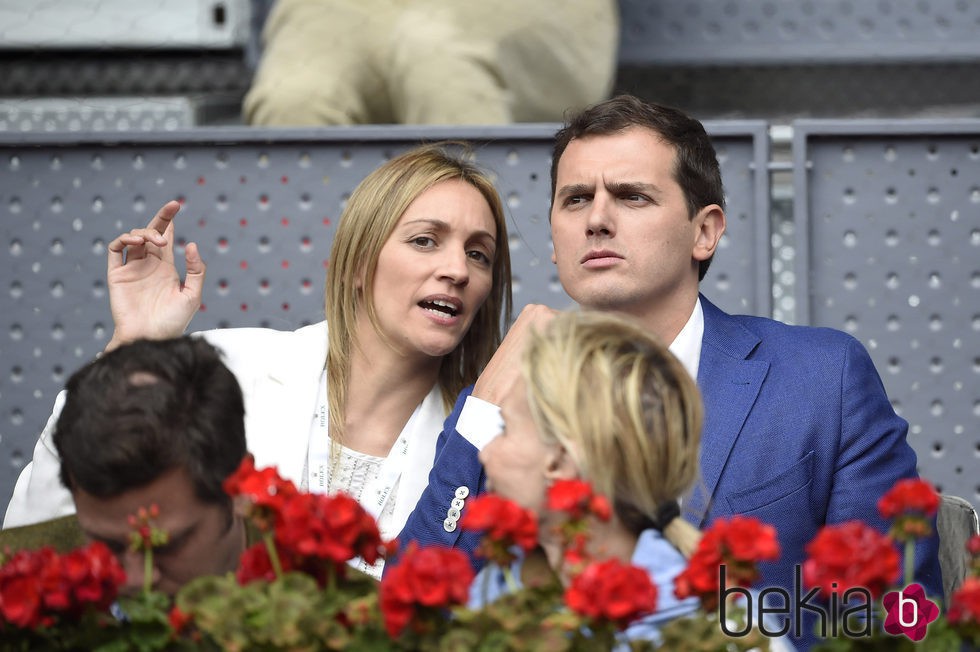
[168,605,193,634]
[275,491,384,568]
[967,534,980,557]
[565,558,658,630]
[802,521,900,599]
[460,494,538,566]
[877,479,940,519]
[947,576,980,627]
[223,456,299,531]
[0,542,125,630]
[877,478,940,542]
[547,479,610,521]
[674,516,780,611]
[0,570,44,629]
[379,544,474,638]
[64,542,126,612]
[238,542,283,585]
[721,516,781,561]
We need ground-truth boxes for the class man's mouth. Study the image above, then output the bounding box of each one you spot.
[580,249,623,263]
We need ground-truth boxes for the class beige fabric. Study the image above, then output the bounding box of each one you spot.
[937,493,979,605]
[243,0,619,125]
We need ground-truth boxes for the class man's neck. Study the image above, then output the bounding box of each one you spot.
[606,288,700,345]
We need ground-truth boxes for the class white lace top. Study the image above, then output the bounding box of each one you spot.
[301,371,421,579]
[302,442,400,541]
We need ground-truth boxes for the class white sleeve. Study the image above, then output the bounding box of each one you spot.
[455,395,504,451]
[3,389,76,528]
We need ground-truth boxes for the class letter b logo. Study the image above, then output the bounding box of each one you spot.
[882,583,939,642]
[896,591,918,628]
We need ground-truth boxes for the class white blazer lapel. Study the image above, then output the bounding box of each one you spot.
[219,323,328,485]
[391,386,445,529]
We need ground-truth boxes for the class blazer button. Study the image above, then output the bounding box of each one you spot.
[443,517,457,533]
[447,507,461,520]
[455,486,470,500]
[451,497,465,510]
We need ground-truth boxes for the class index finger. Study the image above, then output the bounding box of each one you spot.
[146,200,182,236]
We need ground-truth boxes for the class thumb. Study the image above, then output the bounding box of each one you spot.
[182,241,207,300]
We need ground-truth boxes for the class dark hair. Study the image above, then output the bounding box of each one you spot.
[550,94,725,281]
[54,336,247,509]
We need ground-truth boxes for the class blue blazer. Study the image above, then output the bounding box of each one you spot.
[397,296,942,648]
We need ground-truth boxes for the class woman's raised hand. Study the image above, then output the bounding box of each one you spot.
[104,201,207,352]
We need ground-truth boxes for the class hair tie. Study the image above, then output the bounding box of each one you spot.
[654,500,680,530]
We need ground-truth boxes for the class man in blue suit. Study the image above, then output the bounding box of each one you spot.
[397,95,942,648]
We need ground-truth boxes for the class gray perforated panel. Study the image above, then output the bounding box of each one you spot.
[619,0,980,65]
[0,98,195,132]
[0,124,767,512]
[793,120,980,502]
[0,0,250,49]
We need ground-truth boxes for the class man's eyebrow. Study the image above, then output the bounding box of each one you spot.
[555,182,595,198]
[82,530,126,549]
[556,181,664,198]
[156,523,196,553]
[605,181,663,196]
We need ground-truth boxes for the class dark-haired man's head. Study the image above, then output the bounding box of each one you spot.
[547,95,727,342]
[550,94,726,283]
[54,336,247,595]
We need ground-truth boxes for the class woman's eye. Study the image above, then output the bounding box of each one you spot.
[467,250,491,265]
[412,236,435,248]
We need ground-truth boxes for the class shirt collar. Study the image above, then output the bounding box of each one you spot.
[667,297,704,381]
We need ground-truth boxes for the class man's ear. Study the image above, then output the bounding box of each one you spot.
[543,444,578,483]
[692,204,726,263]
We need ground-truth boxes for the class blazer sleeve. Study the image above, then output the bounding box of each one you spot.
[392,386,486,570]
[3,390,75,529]
[0,515,86,553]
[831,336,943,597]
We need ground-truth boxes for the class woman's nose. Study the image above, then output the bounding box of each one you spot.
[438,248,470,285]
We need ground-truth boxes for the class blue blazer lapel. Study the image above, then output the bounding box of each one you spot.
[687,297,769,526]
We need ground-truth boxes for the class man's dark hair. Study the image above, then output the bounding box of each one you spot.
[550,94,725,281]
[54,336,246,508]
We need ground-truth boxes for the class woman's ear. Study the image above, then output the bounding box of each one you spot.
[543,444,578,483]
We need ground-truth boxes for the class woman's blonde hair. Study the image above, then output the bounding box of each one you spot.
[521,311,703,557]
[325,143,513,444]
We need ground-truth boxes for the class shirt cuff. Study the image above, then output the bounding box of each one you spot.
[456,395,503,451]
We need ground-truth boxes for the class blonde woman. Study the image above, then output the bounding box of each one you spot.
[476,311,702,627]
[475,311,704,641]
[473,311,794,647]
[5,144,512,576]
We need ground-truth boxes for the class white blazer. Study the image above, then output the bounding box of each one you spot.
[3,322,446,533]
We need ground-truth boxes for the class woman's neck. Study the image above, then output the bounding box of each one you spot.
[540,515,639,584]
[341,334,442,457]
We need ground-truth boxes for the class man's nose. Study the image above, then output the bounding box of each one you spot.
[585,192,615,237]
